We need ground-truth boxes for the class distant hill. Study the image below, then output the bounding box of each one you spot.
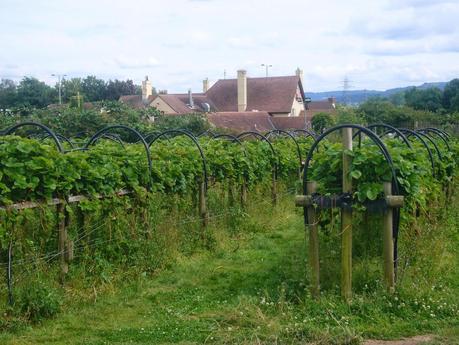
[306,82,448,105]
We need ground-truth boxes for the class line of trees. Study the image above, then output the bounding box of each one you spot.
[0,76,142,109]
[388,79,459,113]
[311,79,459,133]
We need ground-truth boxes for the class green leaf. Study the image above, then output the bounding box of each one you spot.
[350,170,362,179]
[366,188,379,201]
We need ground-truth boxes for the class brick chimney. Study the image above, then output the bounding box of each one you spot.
[188,89,194,108]
[295,67,304,84]
[328,97,336,108]
[142,76,152,102]
[237,69,247,112]
[203,78,209,93]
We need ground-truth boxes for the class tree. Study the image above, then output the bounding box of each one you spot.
[311,112,335,133]
[81,76,106,102]
[357,98,435,127]
[443,79,459,112]
[335,106,364,125]
[0,79,18,110]
[60,78,82,102]
[387,92,405,106]
[404,87,443,112]
[106,79,137,100]
[16,77,56,108]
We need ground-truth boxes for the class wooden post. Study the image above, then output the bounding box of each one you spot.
[341,128,353,301]
[199,181,208,228]
[271,170,277,205]
[306,181,320,298]
[383,182,395,292]
[241,178,248,208]
[57,203,69,283]
[7,236,14,306]
[228,181,235,207]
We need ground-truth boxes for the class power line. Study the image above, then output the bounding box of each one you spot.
[341,76,353,105]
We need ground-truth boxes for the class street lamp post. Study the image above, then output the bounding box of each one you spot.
[52,73,67,105]
[304,96,312,129]
[261,64,272,77]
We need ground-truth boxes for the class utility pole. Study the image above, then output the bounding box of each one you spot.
[341,76,352,105]
[52,73,67,105]
[261,64,272,77]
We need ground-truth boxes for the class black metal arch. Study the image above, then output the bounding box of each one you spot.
[302,124,401,272]
[417,128,451,151]
[406,130,443,172]
[421,127,450,139]
[354,123,412,148]
[290,129,317,139]
[91,133,126,148]
[381,128,436,176]
[84,125,153,190]
[212,134,244,146]
[197,129,216,138]
[143,131,162,144]
[265,129,303,168]
[211,134,249,156]
[400,128,442,162]
[149,129,208,191]
[236,131,278,177]
[2,122,64,152]
[303,124,399,200]
[40,133,75,149]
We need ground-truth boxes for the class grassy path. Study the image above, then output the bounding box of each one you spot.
[2,203,309,344]
[1,193,458,344]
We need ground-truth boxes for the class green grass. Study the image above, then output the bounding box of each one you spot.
[1,189,458,344]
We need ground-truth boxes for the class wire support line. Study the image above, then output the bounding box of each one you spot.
[0,187,300,271]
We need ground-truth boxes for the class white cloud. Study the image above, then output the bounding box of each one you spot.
[0,0,458,92]
[114,57,160,69]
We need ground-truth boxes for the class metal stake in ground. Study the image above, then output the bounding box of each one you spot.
[57,202,69,283]
[341,128,353,301]
[307,181,320,298]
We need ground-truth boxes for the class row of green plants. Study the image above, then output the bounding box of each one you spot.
[306,132,458,305]
[0,128,457,329]
[0,134,312,204]
[2,131,456,206]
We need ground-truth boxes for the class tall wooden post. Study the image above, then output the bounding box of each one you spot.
[306,181,320,298]
[241,178,248,208]
[341,128,353,301]
[57,202,69,283]
[383,182,395,292]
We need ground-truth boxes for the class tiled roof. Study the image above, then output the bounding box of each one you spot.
[206,76,303,113]
[119,95,155,108]
[172,94,217,113]
[308,100,335,111]
[153,94,217,114]
[207,112,274,132]
[156,94,192,114]
[271,116,308,130]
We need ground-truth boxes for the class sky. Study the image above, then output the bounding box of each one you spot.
[1,0,458,92]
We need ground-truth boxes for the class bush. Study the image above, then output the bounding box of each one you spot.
[17,282,61,323]
[311,112,335,133]
[335,106,364,125]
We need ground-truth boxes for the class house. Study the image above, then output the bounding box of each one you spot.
[304,97,336,122]
[119,76,155,108]
[146,69,306,117]
[119,69,329,131]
